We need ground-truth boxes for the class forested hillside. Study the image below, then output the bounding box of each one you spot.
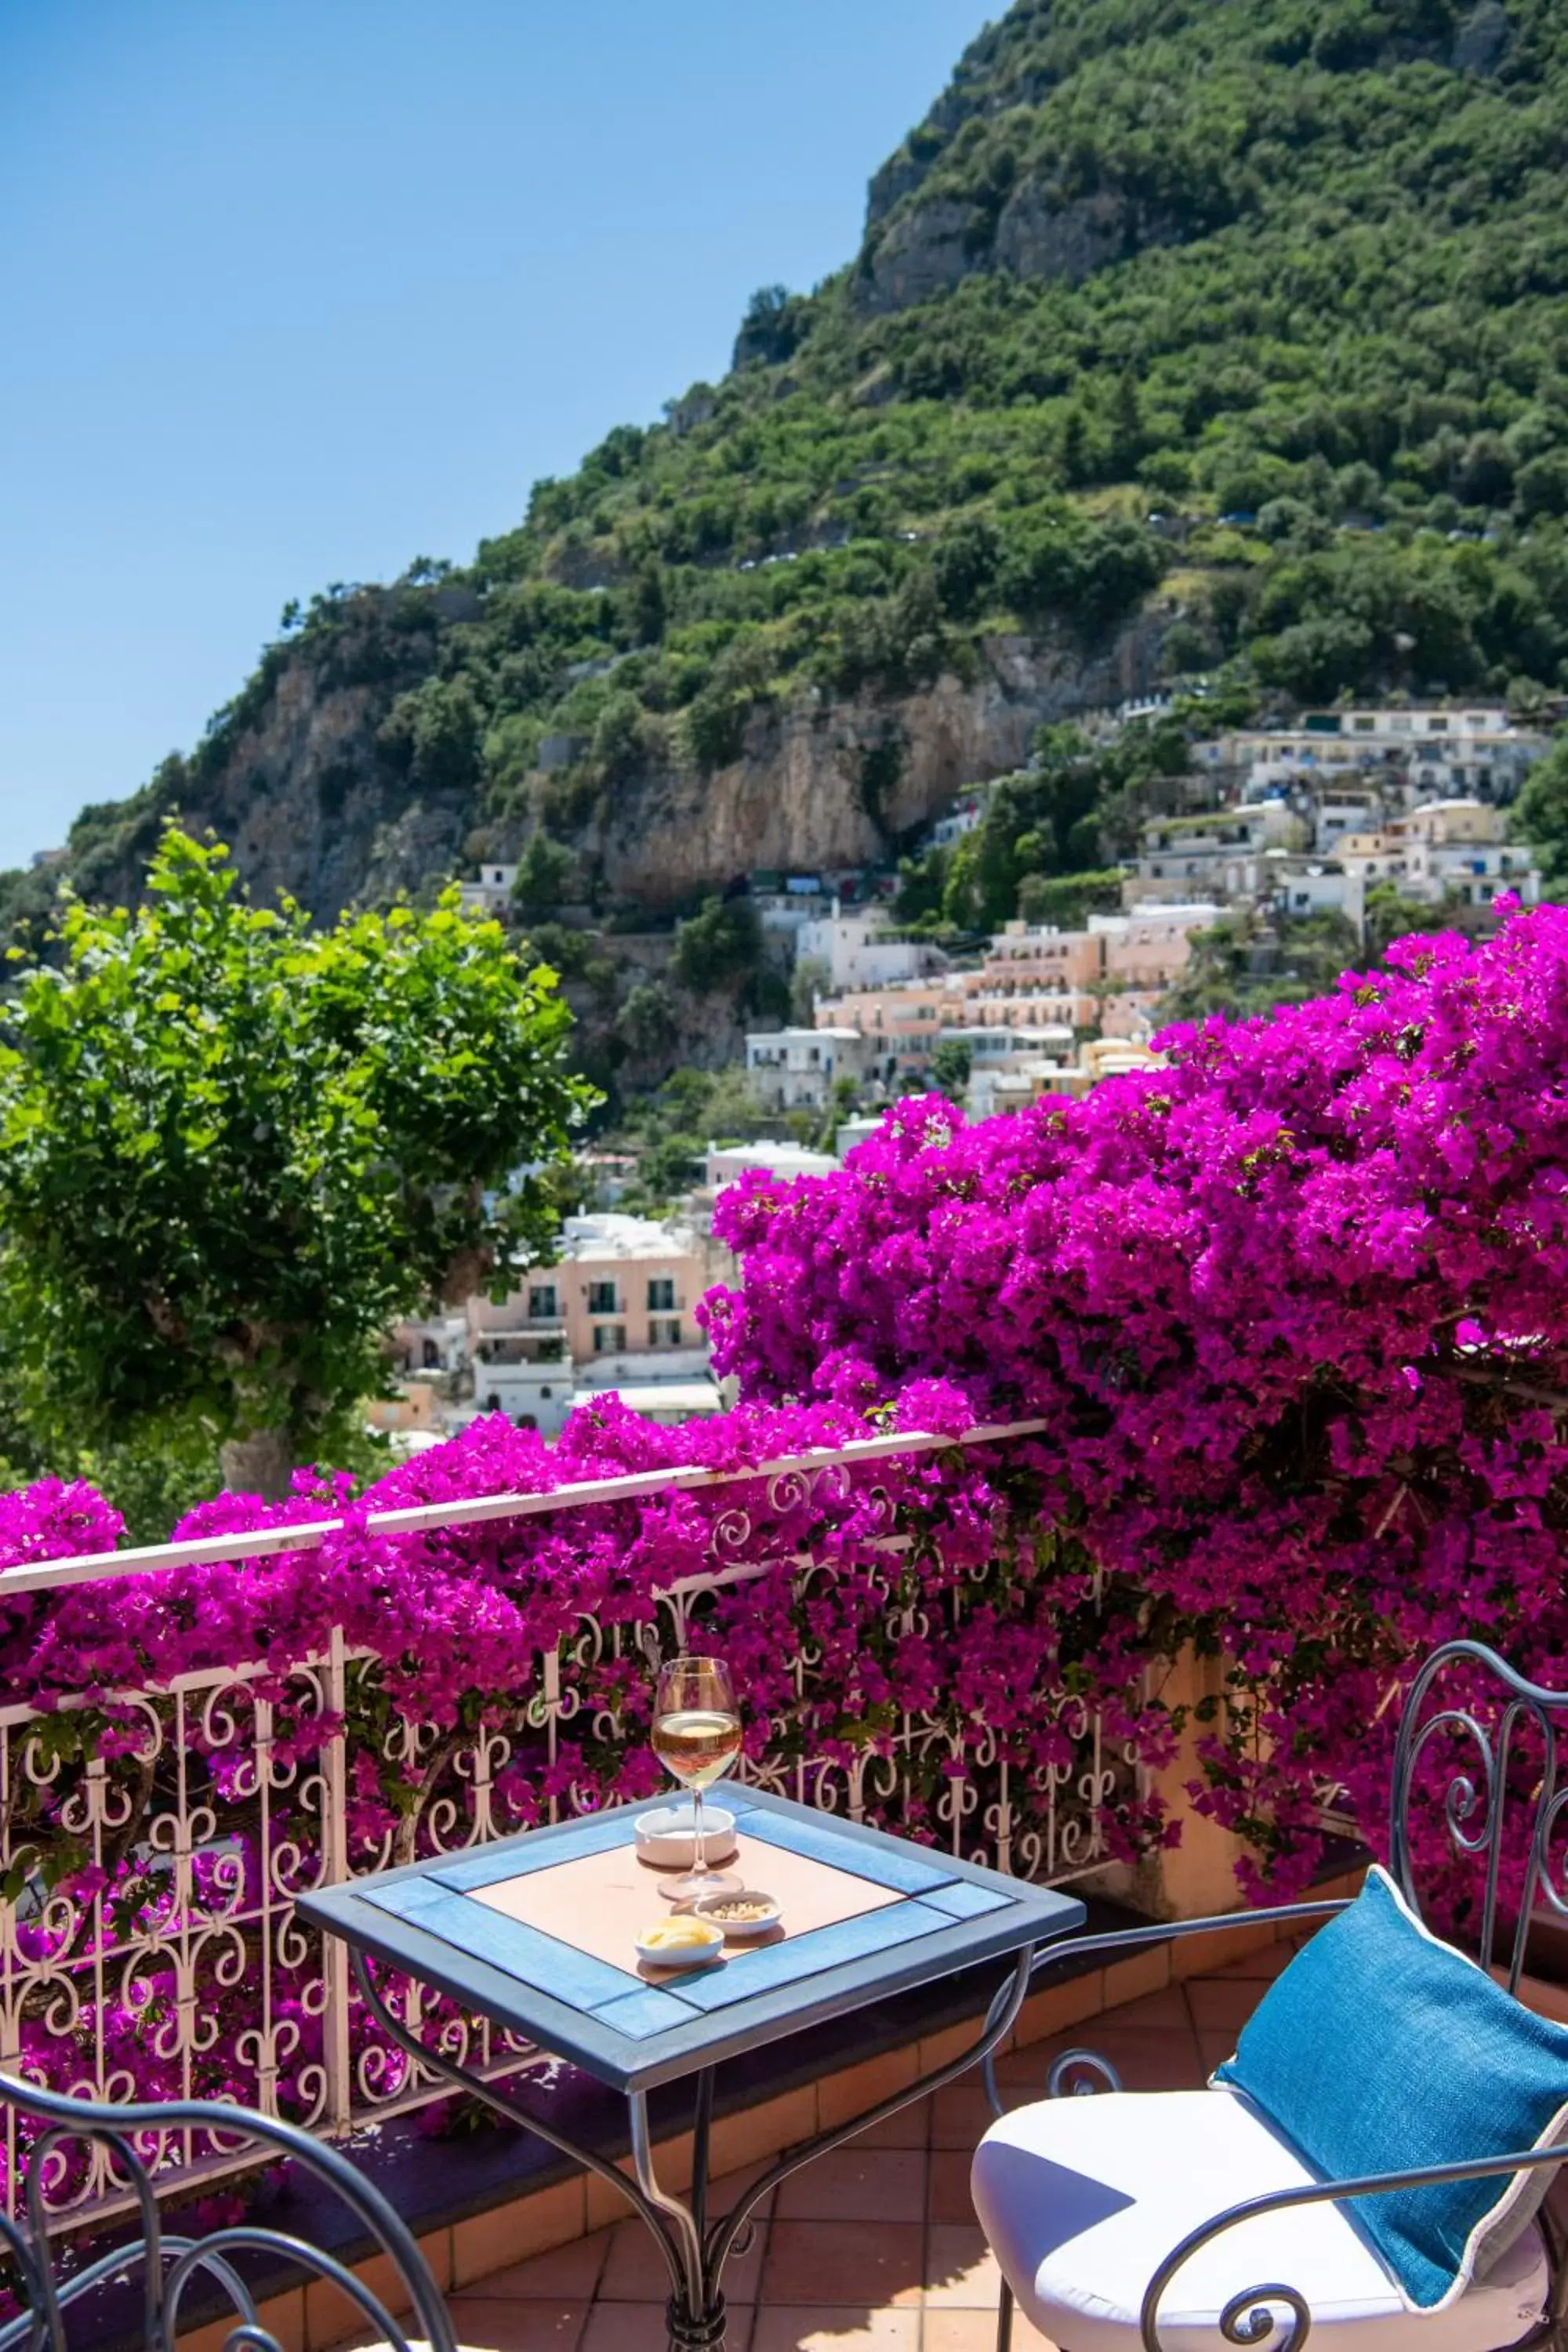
[6,0,1567,964]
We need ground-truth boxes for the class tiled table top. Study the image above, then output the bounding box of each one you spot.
[301,1783,1083,2094]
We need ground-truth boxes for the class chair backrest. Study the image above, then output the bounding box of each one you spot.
[1388,1637,1568,1995]
[0,2071,456,2352]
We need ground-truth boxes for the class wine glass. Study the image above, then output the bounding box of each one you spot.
[652,1654,742,1901]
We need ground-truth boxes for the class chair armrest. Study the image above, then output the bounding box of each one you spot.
[984,1900,1349,2119]
[1139,2137,1568,2352]
[0,2069,458,2352]
[1029,1900,1351,1983]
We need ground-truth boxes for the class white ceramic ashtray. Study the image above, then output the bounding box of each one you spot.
[635,1916,725,1969]
[634,1803,738,1869]
[692,1889,782,1940]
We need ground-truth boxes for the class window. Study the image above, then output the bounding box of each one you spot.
[647,1276,676,1312]
[593,1324,626,1352]
[540,1385,553,1399]
[587,1280,618,1315]
[651,1318,682,1347]
[528,1283,557,1319]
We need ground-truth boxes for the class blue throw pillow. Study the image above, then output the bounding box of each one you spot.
[1214,1865,1568,2310]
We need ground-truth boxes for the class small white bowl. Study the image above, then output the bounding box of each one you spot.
[634,1803,738,1869]
[692,1889,783,1940]
[635,1918,725,1970]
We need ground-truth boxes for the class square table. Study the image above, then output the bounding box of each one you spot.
[299,1780,1084,2351]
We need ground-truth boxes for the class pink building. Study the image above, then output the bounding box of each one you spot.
[982,924,1103,994]
[467,1214,711,1432]
[817,913,1217,1075]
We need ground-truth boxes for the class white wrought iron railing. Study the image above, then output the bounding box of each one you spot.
[0,1422,1133,2228]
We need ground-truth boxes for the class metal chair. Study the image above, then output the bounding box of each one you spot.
[972,1640,1568,2352]
[0,2073,459,2351]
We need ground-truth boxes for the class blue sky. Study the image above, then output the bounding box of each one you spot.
[0,1,996,872]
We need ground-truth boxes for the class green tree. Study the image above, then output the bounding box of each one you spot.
[512,833,578,917]
[671,894,762,993]
[1362,882,1454,957]
[615,978,678,1059]
[1161,908,1360,1023]
[0,828,596,1498]
[1515,735,1568,887]
[929,1037,973,1103]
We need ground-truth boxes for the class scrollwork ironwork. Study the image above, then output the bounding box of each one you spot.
[0,2067,457,2352]
[0,1449,1123,2229]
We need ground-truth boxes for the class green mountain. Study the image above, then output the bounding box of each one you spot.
[9,0,1568,1039]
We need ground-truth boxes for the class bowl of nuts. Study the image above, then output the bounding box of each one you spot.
[691,1889,783,1940]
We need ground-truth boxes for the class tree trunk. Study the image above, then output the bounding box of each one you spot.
[219,1426,294,1500]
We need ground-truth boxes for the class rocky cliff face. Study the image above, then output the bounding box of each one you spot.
[590,618,1164,898]
[89,609,1163,924]
[855,177,1177,318]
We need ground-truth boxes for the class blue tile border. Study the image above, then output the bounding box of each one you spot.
[430,1810,634,1890]
[740,1809,953,1894]
[594,1986,701,2039]
[426,1796,761,1893]
[921,1882,1014,1921]
[361,1882,643,2009]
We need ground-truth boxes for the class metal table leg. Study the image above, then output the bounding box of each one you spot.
[354,1943,1039,2352]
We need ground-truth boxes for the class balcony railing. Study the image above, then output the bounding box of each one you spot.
[0,1421,1133,2231]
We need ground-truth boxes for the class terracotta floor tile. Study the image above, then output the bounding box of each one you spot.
[991,2021,1200,2093]
[1196,2029,1239,2072]
[930,2083,998,2151]
[925,2307,1055,2350]
[1185,1976,1267,2032]
[479,2233,612,2300]
[1210,1941,1295,1981]
[1079,1986,1191,2031]
[832,2096,931,2151]
[927,2147,979,2227]
[750,2309,920,2352]
[1018,2026,1206,2095]
[923,2224,1005,2309]
[763,2220,925,2310]
[440,2295,587,2350]
[579,2300,677,2351]
[600,2210,765,2305]
[775,2147,926,2224]
[710,2158,782,2226]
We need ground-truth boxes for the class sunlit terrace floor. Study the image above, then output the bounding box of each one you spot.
[404,1943,1292,2352]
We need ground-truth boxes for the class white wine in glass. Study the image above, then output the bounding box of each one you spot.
[652,1656,742,1900]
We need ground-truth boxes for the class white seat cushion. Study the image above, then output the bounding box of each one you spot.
[971,2089,1549,2352]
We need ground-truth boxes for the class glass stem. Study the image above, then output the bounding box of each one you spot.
[691,1785,706,1881]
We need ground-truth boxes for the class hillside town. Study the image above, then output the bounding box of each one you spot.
[383,696,1553,1450]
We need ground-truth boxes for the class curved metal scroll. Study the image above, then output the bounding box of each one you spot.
[0,2070,457,2352]
[1139,2136,1568,2352]
[1388,1639,1568,1991]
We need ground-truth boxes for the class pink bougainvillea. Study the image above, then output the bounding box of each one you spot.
[704,898,1568,1904]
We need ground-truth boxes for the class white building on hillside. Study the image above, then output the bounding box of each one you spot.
[1126,802,1306,907]
[793,903,942,992]
[1335,800,1541,913]
[745,1026,874,1112]
[704,1142,838,1190]
[458,862,518,916]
